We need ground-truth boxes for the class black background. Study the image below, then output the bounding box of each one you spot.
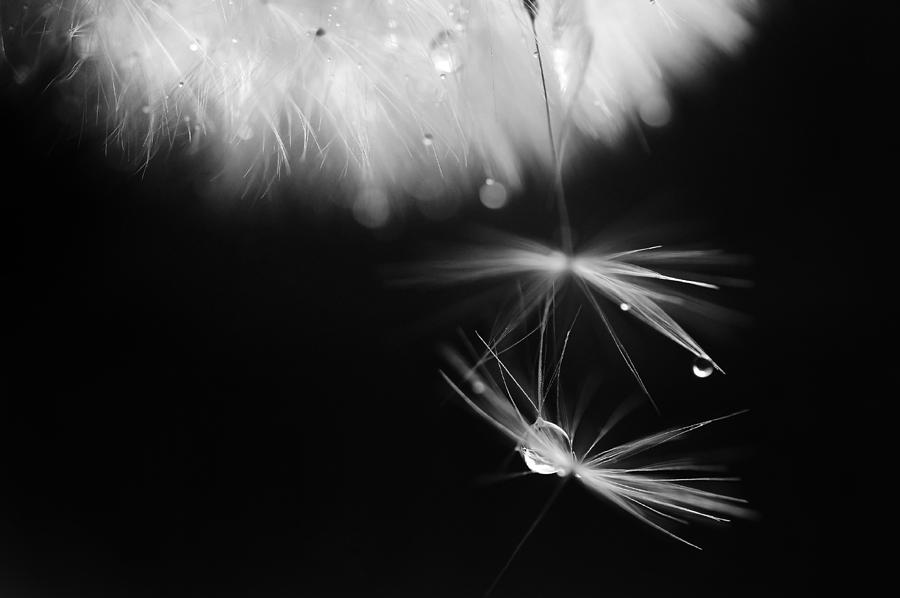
[1,2,891,596]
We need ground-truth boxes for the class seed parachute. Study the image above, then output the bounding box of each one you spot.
[441,325,752,551]
[407,231,743,396]
[1,0,755,216]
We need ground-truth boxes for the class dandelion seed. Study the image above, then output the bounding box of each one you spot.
[411,231,740,396]
[440,325,751,552]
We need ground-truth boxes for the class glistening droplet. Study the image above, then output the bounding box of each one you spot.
[520,419,572,476]
[479,178,508,209]
[429,30,463,74]
[692,357,714,378]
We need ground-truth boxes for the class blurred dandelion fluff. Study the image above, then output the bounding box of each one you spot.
[442,335,752,549]
[1,0,755,210]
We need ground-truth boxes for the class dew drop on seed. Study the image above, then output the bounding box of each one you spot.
[520,419,571,476]
[638,94,672,128]
[479,178,508,209]
[692,357,714,378]
[429,30,463,74]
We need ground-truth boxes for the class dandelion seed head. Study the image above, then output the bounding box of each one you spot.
[2,0,757,202]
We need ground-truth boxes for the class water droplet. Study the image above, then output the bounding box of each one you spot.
[619,302,630,312]
[352,188,390,229]
[422,133,434,146]
[315,27,326,37]
[692,357,714,379]
[479,178,508,209]
[638,94,672,128]
[520,419,572,476]
[471,380,486,394]
[429,30,463,74]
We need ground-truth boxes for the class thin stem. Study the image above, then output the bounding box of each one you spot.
[529,14,573,255]
[484,477,568,597]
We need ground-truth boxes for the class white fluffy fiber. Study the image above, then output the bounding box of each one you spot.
[2,0,756,219]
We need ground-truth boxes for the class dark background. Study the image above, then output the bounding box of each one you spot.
[1,2,891,596]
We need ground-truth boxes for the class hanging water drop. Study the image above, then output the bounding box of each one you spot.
[352,188,391,229]
[692,357,714,378]
[638,94,672,128]
[479,178,508,209]
[619,302,630,312]
[429,30,463,74]
[520,419,572,476]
